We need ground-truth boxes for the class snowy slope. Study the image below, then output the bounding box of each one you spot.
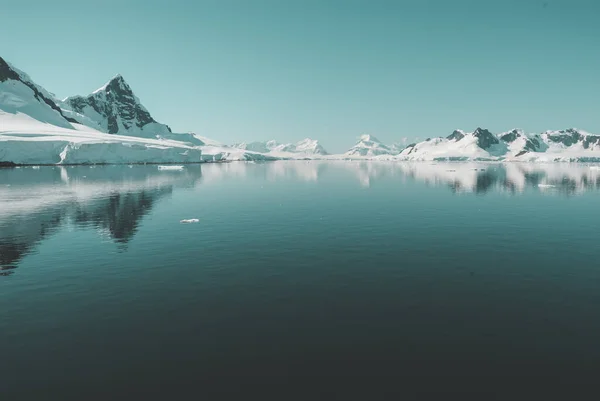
[62,75,171,137]
[5,55,600,164]
[394,127,600,162]
[0,58,278,164]
[397,128,508,161]
[60,75,207,146]
[201,145,277,162]
[234,140,280,153]
[497,129,546,158]
[234,138,328,156]
[292,138,329,155]
[527,129,600,162]
[344,135,396,157]
[0,111,203,164]
[0,57,209,165]
[0,57,77,129]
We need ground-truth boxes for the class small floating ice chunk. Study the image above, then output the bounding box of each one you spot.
[180,219,200,224]
[32,166,40,169]
[158,165,185,171]
[538,184,556,188]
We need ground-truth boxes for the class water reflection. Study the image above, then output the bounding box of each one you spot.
[242,161,600,194]
[0,165,202,275]
[267,161,600,194]
[397,162,600,195]
[2,161,599,275]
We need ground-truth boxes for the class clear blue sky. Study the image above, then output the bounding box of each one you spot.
[2,0,599,152]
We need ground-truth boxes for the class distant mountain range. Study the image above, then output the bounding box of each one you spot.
[1,56,599,164]
[234,138,328,156]
[395,127,600,162]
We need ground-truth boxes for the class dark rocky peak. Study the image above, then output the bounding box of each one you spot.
[447,130,465,141]
[548,128,600,149]
[546,128,584,146]
[65,74,168,135]
[500,129,523,143]
[0,57,20,82]
[103,74,134,97]
[473,127,493,136]
[473,127,499,149]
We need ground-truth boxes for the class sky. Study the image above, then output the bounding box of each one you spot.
[1,0,599,153]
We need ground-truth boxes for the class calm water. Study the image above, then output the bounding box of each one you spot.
[2,161,600,400]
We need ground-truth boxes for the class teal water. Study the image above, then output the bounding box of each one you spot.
[1,162,600,400]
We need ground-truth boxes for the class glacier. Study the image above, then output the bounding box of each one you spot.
[0,57,271,165]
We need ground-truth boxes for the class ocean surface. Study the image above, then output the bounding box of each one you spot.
[2,161,600,400]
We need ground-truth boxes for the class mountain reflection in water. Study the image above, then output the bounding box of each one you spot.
[1,161,599,275]
[0,165,202,275]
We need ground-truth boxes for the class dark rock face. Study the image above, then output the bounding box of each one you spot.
[545,129,600,149]
[447,130,465,141]
[0,57,78,124]
[500,129,520,143]
[402,143,417,154]
[66,75,169,135]
[0,57,20,82]
[524,136,542,152]
[473,128,499,149]
[583,135,600,149]
[0,161,18,168]
[527,136,540,148]
[547,129,583,147]
[500,130,542,156]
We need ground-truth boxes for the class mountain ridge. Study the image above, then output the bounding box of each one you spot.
[62,74,172,137]
[0,56,78,127]
[234,138,328,155]
[2,56,600,164]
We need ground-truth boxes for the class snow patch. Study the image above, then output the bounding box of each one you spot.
[180,219,199,224]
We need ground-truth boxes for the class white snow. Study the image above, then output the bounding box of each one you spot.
[395,132,508,161]
[0,79,74,129]
[0,111,203,165]
[91,74,121,95]
[344,134,396,157]
[234,138,328,156]
[158,165,185,170]
[388,128,600,163]
[4,56,600,165]
[180,218,199,224]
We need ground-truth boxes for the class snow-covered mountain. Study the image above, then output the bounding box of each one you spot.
[234,140,280,153]
[0,57,279,164]
[0,57,205,164]
[234,138,328,155]
[0,57,77,129]
[344,134,396,157]
[398,127,508,161]
[291,138,329,155]
[60,75,208,146]
[3,56,600,164]
[62,75,165,136]
[395,127,600,162]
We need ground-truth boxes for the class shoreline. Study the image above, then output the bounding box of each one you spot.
[3,159,600,168]
[0,160,237,168]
